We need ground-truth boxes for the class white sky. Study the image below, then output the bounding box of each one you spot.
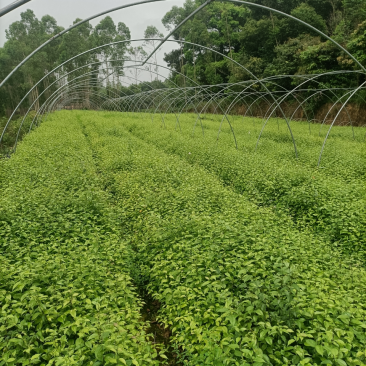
[0,0,185,80]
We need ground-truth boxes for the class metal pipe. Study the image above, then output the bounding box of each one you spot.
[0,0,166,89]
[318,80,366,165]
[0,0,31,17]
[142,0,212,65]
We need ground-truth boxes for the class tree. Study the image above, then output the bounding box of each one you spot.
[128,46,148,84]
[290,3,328,35]
[144,25,164,81]
[1,10,63,113]
[0,11,131,117]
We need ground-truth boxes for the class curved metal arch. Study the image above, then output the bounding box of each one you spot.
[289,89,353,135]
[119,66,181,104]
[44,86,118,121]
[316,88,358,137]
[37,85,117,128]
[15,71,123,145]
[195,84,241,118]
[115,59,209,128]
[59,98,100,112]
[219,78,310,144]
[32,77,124,129]
[162,92,194,127]
[0,0,167,89]
[54,89,108,109]
[191,89,236,133]
[242,92,273,119]
[150,89,179,126]
[285,71,365,137]
[189,89,233,136]
[134,89,171,119]
[132,89,167,115]
[318,80,366,165]
[318,88,360,138]
[175,87,210,135]
[38,61,192,132]
[254,70,362,152]
[29,71,124,129]
[179,82,259,142]
[54,92,103,112]
[32,84,119,133]
[192,78,288,146]
[3,0,365,94]
[26,89,107,142]
[165,87,210,122]
[143,0,366,75]
[199,80,277,144]
[100,67,175,118]
[110,88,174,120]
[118,74,183,125]
[190,88,224,117]
[1,38,208,146]
[164,87,208,133]
[222,0,366,73]
[47,92,105,120]
[1,38,133,144]
[1,0,364,165]
[2,36,313,156]
[0,0,32,17]
[169,40,298,155]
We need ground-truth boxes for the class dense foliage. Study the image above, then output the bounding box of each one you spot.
[1,110,365,365]
[120,113,366,259]
[2,0,366,118]
[163,0,366,88]
[0,115,164,365]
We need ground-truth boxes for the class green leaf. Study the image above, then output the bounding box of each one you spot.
[337,314,350,324]
[95,345,104,361]
[304,339,317,347]
[265,337,273,345]
[105,356,117,364]
[217,308,229,313]
[300,358,312,365]
[315,345,324,356]
[335,360,347,366]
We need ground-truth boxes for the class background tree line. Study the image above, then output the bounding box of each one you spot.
[1,0,366,118]
[0,10,164,117]
[163,0,366,89]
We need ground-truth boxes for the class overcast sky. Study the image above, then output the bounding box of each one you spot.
[0,0,185,80]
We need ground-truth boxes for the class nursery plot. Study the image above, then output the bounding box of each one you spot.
[79,111,366,365]
[1,110,366,366]
[116,112,366,259]
[0,115,163,365]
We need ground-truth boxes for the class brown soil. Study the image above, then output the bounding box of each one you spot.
[141,294,181,365]
[227,102,366,126]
